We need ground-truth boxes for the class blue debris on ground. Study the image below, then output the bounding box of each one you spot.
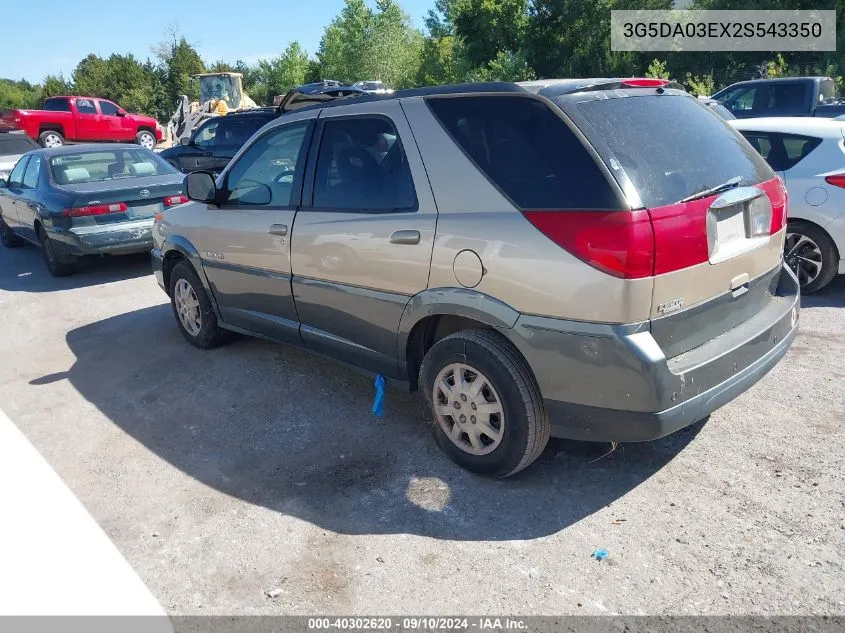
[372,374,386,417]
[592,548,609,561]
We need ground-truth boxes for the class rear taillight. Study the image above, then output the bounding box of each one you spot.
[163,194,189,207]
[523,210,655,279]
[825,174,845,189]
[62,202,127,218]
[771,177,788,234]
[622,78,670,88]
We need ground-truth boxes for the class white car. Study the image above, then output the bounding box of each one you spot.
[730,117,845,293]
[0,132,38,182]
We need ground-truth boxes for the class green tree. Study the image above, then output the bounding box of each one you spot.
[451,0,528,68]
[41,75,70,99]
[154,32,205,107]
[257,41,311,101]
[645,59,670,80]
[317,0,422,88]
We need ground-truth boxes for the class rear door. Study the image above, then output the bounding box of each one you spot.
[72,98,102,141]
[212,115,271,174]
[198,114,315,343]
[565,93,785,357]
[289,100,437,377]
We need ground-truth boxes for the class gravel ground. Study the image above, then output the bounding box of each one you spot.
[0,245,843,616]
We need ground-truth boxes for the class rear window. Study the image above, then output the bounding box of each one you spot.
[43,98,70,112]
[571,95,773,208]
[49,149,177,184]
[0,134,38,154]
[426,96,621,210]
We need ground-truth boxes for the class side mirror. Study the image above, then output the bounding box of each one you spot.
[0,178,6,188]
[180,136,192,146]
[116,109,127,117]
[185,171,217,204]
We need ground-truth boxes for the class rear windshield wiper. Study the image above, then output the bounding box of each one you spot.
[679,176,743,204]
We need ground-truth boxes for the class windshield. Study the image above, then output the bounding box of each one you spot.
[569,94,772,208]
[49,149,177,184]
[0,134,38,155]
[200,75,242,109]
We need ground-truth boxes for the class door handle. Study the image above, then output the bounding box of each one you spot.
[268,224,288,236]
[390,230,420,245]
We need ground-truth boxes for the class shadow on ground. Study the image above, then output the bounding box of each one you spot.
[801,275,845,309]
[42,303,704,541]
[0,243,151,292]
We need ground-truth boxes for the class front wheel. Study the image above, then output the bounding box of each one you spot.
[169,260,227,349]
[136,130,157,150]
[0,217,23,247]
[785,221,839,294]
[419,329,549,477]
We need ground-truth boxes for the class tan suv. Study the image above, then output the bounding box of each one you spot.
[152,79,800,477]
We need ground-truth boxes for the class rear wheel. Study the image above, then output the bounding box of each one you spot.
[0,217,23,247]
[38,130,64,148]
[38,227,75,277]
[169,260,227,349]
[136,130,157,150]
[419,329,549,477]
[785,221,839,294]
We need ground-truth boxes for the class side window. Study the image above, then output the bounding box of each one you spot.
[193,120,219,148]
[75,98,97,114]
[732,88,756,112]
[764,84,806,114]
[43,98,71,112]
[781,133,822,170]
[217,117,268,148]
[427,95,619,209]
[99,100,119,116]
[22,155,41,189]
[224,122,309,207]
[7,157,29,187]
[312,117,416,211]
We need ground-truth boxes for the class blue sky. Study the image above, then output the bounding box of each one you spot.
[1,0,433,83]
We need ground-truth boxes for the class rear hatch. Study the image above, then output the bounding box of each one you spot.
[554,90,786,358]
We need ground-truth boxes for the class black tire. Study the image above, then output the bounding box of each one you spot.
[419,329,549,477]
[0,217,23,247]
[38,227,75,277]
[38,130,64,148]
[136,129,157,150]
[169,260,227,349]
[785,221,839,294]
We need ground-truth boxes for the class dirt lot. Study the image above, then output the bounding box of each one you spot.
[0,245,843,616]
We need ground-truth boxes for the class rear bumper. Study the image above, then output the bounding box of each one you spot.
[49,219,154,257]
[508,264,800,442]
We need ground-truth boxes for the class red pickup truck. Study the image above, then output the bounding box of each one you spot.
[0,96,162,149]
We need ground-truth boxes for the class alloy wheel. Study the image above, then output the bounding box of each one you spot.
[174,278,202,336]
[784,231,823,287]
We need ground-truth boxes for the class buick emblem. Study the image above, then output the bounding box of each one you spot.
[139,189,150,198]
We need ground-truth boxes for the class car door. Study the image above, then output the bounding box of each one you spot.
[72,98,102,140]
[186,119,219,172]
[15,154,42,242]
[290,100,437,378]
[198,113,315,344]
[212,116,269,174]
[97,100,128,141]
[0,156,29,231]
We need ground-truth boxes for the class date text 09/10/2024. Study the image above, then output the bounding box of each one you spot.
[307,617,528,631]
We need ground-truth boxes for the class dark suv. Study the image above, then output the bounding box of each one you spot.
[159,109,277,175]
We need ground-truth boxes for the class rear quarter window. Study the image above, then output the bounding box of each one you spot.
[570,95,773,208]
[426,95,622,210]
